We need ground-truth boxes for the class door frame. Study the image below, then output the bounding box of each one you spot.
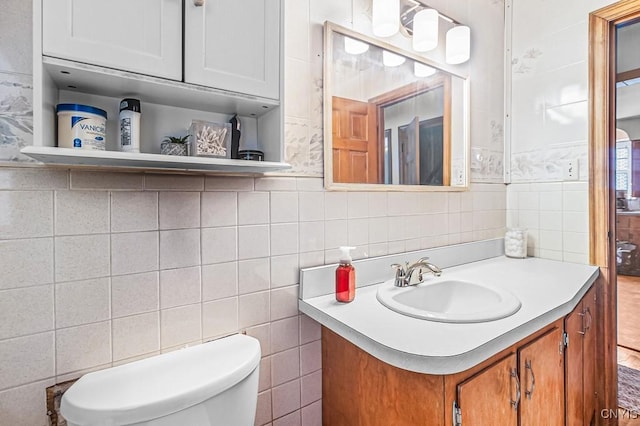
[589,0,640,420]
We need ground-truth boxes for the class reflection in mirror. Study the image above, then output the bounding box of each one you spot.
[324,22,469,190]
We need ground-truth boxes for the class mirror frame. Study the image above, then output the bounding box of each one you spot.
[323,21,471,192]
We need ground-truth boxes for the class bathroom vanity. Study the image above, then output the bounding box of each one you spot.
[299,240,599,425]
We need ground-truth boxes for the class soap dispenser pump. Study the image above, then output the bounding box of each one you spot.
[336,246,356,303]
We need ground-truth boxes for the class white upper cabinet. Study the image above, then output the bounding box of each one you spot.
[184,0,281,100]
[42,0,182,81]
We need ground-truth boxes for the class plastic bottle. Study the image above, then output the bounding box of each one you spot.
[118,98,141,153]
[336,246,356,303]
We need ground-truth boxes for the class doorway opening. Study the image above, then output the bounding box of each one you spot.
[589,0,640,420]
[613,17,640,418]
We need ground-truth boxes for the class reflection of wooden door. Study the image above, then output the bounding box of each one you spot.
[332,97,379,184]
[519,326,565,426]
[455,353,518,426]
[419,117,444,185]
[399,117,419,185]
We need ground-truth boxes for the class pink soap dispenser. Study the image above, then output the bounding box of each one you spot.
[336,246,356,303]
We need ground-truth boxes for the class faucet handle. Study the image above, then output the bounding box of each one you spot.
[391,263,407,287]
[390,263,406,276]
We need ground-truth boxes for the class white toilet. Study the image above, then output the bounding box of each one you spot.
[61,334,261,426]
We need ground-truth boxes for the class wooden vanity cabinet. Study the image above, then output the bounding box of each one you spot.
[446,323,565,426]
[565,286,597,426]
[322,290,595,426]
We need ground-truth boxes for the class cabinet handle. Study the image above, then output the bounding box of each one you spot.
[193,0,204,6]
[584,307,592,333]
[577,307,592,335]
[510,368,521,411]
[524,360,536,400]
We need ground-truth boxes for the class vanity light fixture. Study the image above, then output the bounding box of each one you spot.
[412,8,438,52]
[445,25,471,64]
[372,0,400,37]
[383,50,406,67]
[344,36,369,55]
[414,62,436,77]
[372,0,471,64]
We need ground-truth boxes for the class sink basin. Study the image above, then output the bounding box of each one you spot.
[376,278,521,323]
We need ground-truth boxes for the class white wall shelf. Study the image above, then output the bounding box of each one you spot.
[21,146,291,174]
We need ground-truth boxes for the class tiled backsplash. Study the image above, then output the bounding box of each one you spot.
[0,167,506,425]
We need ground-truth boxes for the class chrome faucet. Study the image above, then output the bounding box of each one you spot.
[391,257,442,287]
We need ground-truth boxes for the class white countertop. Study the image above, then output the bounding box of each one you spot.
[299,256,599,375]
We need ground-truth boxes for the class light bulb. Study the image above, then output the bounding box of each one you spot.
[372,0,400,37]
[446,25,471,64]
[383,51,406,67]
[344,36,369,55]
[414,62,436,77]
[412,8,439,52]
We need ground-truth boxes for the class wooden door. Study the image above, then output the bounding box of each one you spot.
[582,287,596,425]
[43,0,182,80]
[455,353,518,426]
[399,117,420,185]
[519,326,565,426]
[332,97,379,184]
[184,0,280,99]
[632,141,640,198]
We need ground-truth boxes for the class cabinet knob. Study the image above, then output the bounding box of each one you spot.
[194,0,204,6]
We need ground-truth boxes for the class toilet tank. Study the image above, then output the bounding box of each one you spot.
[61,334,261,426]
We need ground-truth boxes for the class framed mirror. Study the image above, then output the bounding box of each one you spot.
[323,22,470,191]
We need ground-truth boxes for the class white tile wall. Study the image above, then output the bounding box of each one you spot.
[55,191,110,235]
[0,238,53,290]
[506,0,617,263]
[0,0,509,423]
[0,285,53,340]
[0,172,506,426]
[111,231,159,275]
[158,192,201,230]
[55,278,110,328]
[506,182,589,263]
[111,192,158,232]
[112,312,160,361]
[111,272,159,318]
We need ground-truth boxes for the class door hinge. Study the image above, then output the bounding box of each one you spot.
[453,401,462,426]
[563,332,569,348]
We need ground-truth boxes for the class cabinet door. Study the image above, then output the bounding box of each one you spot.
[519,326,565,426]
[456,353,518,426]
[184,0,280,100]
[565,300,584,426]
[42,0,182,80]
[582,288,596,425]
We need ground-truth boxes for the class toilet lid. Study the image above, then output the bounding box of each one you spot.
[61,334,261,425]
